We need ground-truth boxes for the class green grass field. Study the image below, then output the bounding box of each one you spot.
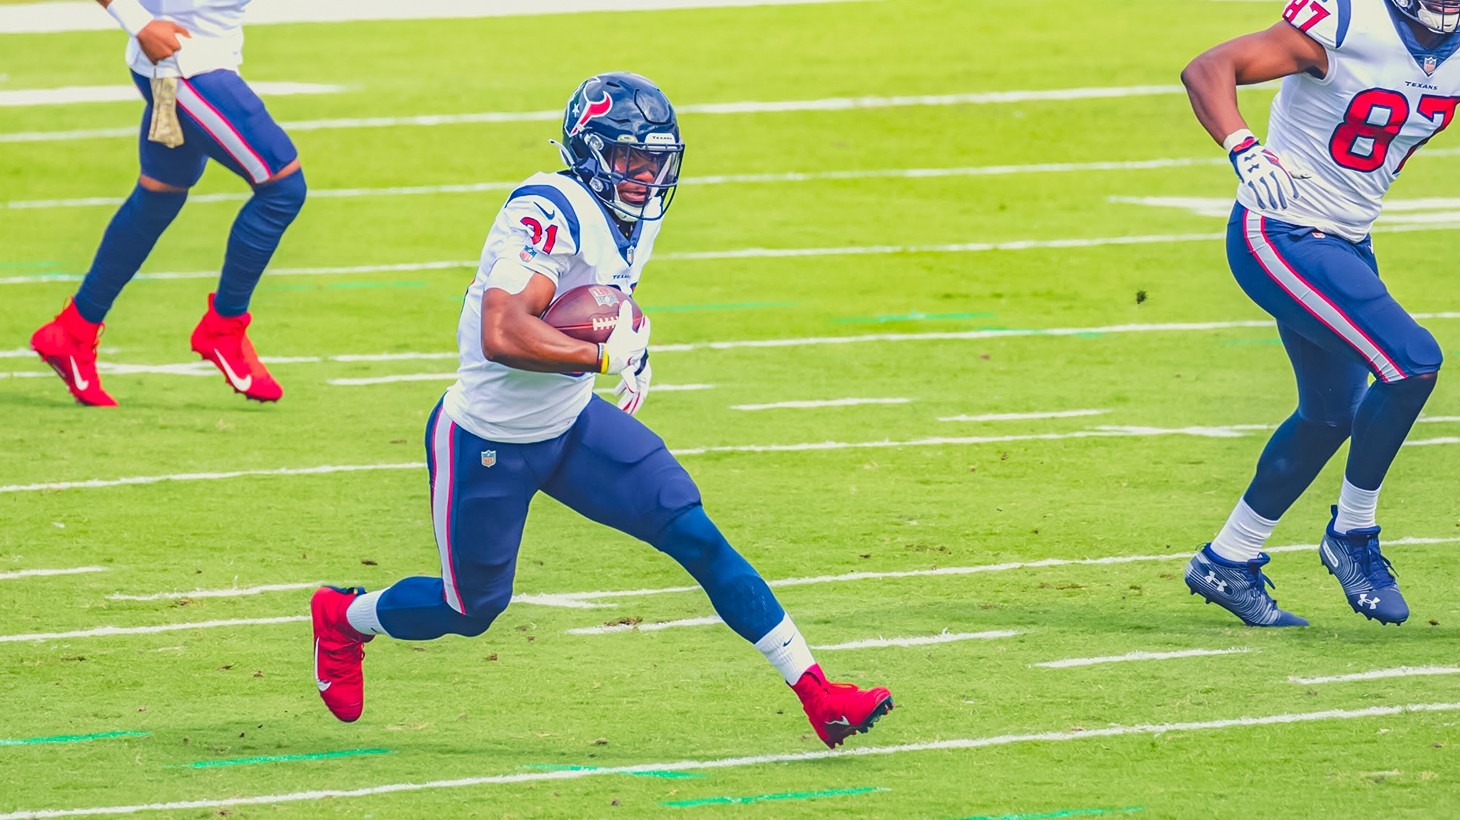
[2,1,1458,817]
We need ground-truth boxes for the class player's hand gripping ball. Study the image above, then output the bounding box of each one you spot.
[540,284,644,344]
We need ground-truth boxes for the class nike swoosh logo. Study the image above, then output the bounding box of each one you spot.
[69,356,89,391]
[781,637,794,647]
[825,716,851,727]
[214,349,253,392]
[314,639,332,692]
[533,202,557,220]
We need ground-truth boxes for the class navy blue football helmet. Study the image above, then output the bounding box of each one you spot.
[1390,0,1460,33]
[556,72,685,222]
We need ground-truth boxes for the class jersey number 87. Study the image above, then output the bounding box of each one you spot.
[1329,89,1459,172]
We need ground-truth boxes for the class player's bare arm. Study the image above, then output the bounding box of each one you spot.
[96,0,190,63]
[1182,22,1328,145]
[480,272,602,374]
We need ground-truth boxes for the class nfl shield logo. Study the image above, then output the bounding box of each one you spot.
[626,245,636,264]
[1424,55,1438,75]
[480,450,497,468]
[519,246,538,263]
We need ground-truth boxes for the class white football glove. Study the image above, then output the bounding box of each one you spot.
[613,356,651,416]
[1230,135,1300,211]
[598,301,650,376]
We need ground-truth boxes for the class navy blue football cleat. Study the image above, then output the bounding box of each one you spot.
[1185,545,1308,627]
[1319,507,1408,625]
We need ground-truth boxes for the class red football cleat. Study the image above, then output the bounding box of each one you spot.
[791,664,894,748]
[311,586,374,723]
[30,299,118,407]
[190,293,283,402]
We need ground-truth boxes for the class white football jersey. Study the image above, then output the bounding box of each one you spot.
[1250,0,1460,240]
[125,0,249,78]
[443,171,662,443]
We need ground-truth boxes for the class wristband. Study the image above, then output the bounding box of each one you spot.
[597,343,610,374]
[106,0,154,36]
[1221,128,1257,153]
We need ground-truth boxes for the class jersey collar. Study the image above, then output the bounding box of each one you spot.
[1384,1,1460,73]
[560,170,643,265]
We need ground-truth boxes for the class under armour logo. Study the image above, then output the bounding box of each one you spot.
[1357,593,1380,610]
[1204,572,1228,593]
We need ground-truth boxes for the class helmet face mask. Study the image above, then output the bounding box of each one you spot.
[1392,0,1460,33]
[559,73,685,223]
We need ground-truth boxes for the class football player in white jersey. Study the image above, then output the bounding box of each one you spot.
[30,0,305,406]
[1179,0,1451,627]
[310,73,895,748]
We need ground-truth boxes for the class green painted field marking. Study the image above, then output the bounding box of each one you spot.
[522,763,705,779]
[651,301,797,313]
[265,281,427,291]
[836,311,995,323]
[172,749,391,768]
[662,786,887,807]
[0,260,64,269]
[953,806,1144,820]
[0,730,148,747]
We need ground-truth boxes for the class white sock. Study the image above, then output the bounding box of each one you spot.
[753,614,816,685]
[1334,478,1381,532]
[1209,499,1278,563]
[345,590,390,637]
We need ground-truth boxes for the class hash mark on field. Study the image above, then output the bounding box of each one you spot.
[811,630,1021,650]
[0,567,106,581]
[938,409,1108,422]
[1289,666,1460,685]
[1033,648,1251,669]
[4,703,1456,818]
[730,397,912,411]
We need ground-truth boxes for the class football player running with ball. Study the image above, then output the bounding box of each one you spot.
[310,73,893,747]
[1180,0,1453,627]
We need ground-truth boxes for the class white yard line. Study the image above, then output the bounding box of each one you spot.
[1289,666,1460,685]
[549,535,1460,604]
[6,214,1459,283]
[10,147,1460,210]
[7,421,1460,494]
[0,463,425,494]
[1033,648,1252,669]
[8,536,1458,644]
[0,567,106,581]
[939,409,1108,422]
[107,583,611,610]
[2,159,1232,211]
[730,397,912,411]
[0,82,342,107]
[0,0,873,34]
[1,702,1455,819]
[0,83,1197,143]
[812,630,1021,650]
[0,616,308,644]
[326,373,457,386]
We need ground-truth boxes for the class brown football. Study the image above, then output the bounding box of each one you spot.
[540,284,643,344]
